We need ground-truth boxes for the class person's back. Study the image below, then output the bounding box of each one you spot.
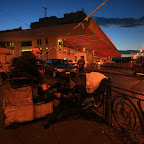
[14,52,40,82]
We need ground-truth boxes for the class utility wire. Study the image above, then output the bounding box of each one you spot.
[0,9,8,15]
[72,0,109,31]
[0,9,29,28]
[40,0,109,57]
[40,0,44,7]
[40,0,48,7]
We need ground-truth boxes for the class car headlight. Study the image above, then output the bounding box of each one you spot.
[55,68,64,72]
[72,68,78,72]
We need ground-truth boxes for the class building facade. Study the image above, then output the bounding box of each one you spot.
[0,11,121,67]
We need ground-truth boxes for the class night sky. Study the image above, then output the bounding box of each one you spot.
[0,0,144,51]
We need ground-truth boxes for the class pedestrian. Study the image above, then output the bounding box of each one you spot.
[77,56,85,74]
[14,46,49,102]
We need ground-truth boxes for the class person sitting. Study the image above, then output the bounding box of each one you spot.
[43,73,86,128]
[44,72,108,129]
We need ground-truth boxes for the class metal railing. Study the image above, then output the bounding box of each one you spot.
[110,85,144,143]
[92,78,144,143]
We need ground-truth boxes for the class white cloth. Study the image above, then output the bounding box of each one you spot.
[86,72,108,93]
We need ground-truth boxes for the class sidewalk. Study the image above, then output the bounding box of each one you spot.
[0,74,132,144]
[87,66,134,76]
[0,118,130,144]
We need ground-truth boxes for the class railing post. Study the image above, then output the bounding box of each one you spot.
[137,100,144,136]
[0,74,5,128]
[105,77,112,124]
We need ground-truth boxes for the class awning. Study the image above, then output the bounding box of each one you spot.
[62,18,121,57]
[0,17,121,58]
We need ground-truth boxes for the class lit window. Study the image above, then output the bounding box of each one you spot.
[83,48,86,53]
[58,39,63,53]
[58,39,63,46]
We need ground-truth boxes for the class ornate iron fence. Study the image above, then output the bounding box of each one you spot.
[91,78,144,143]
[110,85,144,143]
[87,77,144,143]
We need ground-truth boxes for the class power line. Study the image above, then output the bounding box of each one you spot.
[0,9,8,15]
[40,0,48,7]
[0,9,29,28]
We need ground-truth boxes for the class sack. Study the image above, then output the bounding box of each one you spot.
[86,72,108,93]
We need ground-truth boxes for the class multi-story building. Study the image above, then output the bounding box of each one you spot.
[0,11,121,67]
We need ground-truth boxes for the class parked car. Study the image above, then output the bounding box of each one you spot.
[9,57,45,76]
[9,57,19,72]
[131,56,144,75]
[36,59,46,75]
[45,59,78,77]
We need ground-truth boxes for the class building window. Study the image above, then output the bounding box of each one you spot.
[5,43,8,48]
[22,46,32,52]
[46,38,48,44]
[22,41,32,47]
[58,39,63,46]
[58,39,63,53]
[37,39,42,45]
[67,49,70,55]
[75,56,77,61]
[3,42,14,48]
[11,47,14,54]
[83,48,86,53]
[10,42,14,47]
[22,41,32,53]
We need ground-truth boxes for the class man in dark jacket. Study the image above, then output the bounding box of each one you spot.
[14,47,44,84]
[14,47,48,101]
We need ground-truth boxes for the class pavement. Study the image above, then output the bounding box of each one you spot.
[0,118,130,144]
[88,66,133,76]
[0,69,134,144]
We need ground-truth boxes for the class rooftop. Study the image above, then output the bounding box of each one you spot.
[30,10,87,29]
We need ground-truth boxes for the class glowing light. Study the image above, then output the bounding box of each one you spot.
[83,48,86,52]
[58,39,63,46]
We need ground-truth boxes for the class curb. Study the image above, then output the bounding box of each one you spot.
[85,68,136,78]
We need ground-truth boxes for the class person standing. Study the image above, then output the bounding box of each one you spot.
[14,47,48,102]
[77,56,85,74]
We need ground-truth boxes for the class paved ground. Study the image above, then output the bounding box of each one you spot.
[90,66,133,76]
[0,69,135,144]
[0,118,130,144]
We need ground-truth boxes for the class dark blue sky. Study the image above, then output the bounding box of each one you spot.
[0,0,144,51]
